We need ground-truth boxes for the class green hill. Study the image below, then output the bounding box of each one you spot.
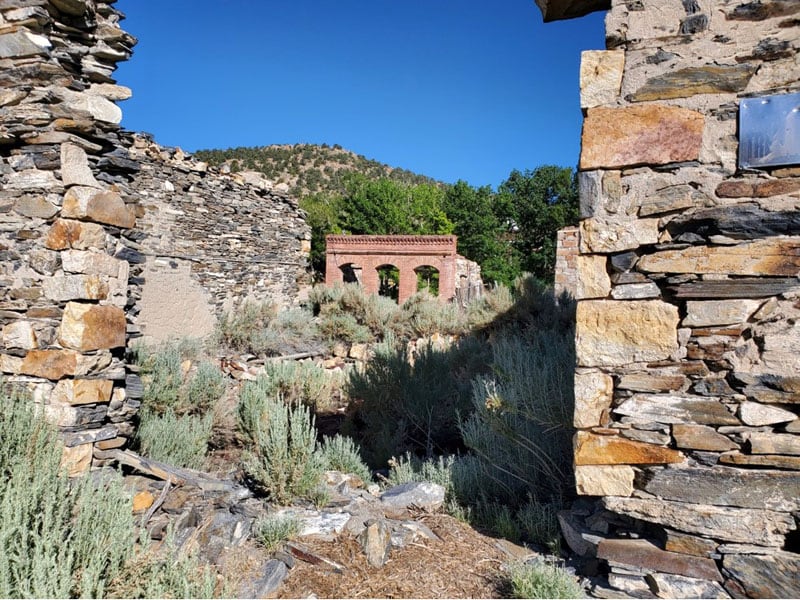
[193,143,439,198]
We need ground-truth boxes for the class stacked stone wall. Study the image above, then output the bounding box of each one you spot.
[127,135,311,344]
[0,0,140,474]
[550,0,800,597]
[0,1,311,470]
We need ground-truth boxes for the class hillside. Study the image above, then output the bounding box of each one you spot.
[194,143,440,198]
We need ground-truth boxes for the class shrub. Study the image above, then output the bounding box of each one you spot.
[106,536,218,599]
[135,408,214,470]
[506,561,584,599]
[0,387,135,598]
[316,311,372,344]
[396,291,466,338]
[254,514,301,552]
[0,384,219,598]
[243,361,341,411]
[215,301,276,354]
[517,499,563,554]
[346,335,490,466]
[459,329,575,505]
[238,387,324,504]
[135,339,225,416]
[319,434,372,482]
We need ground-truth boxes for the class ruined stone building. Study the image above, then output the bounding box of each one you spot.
[543,0,800,596]
[0,1,309,472]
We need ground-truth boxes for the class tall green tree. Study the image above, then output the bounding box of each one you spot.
[341,175,453,236]
[443,181,519,286]
[498,166,578,282]
[299,193,343,276]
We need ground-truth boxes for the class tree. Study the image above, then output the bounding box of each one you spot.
[299,193,343,277]
[443,180,520,286]
[498,166,578,282]
[340,175,453,236]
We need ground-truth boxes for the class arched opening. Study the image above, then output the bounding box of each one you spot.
[376,264,399,302]
[415,265,440,296]
[339,262,362,284]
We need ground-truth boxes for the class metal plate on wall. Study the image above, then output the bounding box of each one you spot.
[739,91,800,169]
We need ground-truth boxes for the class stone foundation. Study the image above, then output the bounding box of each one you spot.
[539,0,800,597]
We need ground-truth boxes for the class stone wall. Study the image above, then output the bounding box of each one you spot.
[554,226,579,297]
[0,0,140,474]
[540,0,800,597]
[0,1,311,471]
[127,134,311,344]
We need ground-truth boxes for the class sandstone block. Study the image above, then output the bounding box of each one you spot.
[132,490,155,512]
[575,255,611,299]
[641,466,799,512]
[637,238,800,276]
[580,106,704,170]
[603,497,795,546]
[62,249,128,277]
[45,219,107,250]
[576,300,679,367]
[597,539,722,582]
[683,300,761,327]
[58,89,122,124]
[20,349,80,379]
[51,379,113,405]
[615,394,739,425]
[60,143,99,188]
[62,186,136,229]
[739,401,796,425]
[580,50,624,108]
[575,465,635,496]
[88,83,132,101]
[0,30,50,59]
[630,64,757,102]
[2,321,37,350]
[672,424,737,451]
[638,183,711,217]
[43,275,109,301]
[617,373,687,393]
[646,572,730,599]
[61,443,92,477]
[611,282,660,299]
[13,195,59,219]
[720,452,800,469]
[574,431,684,466]
[723,551,800,599]
[57,302,126,351]
[5,169,61,191]
[664,530,718,558]
[574,370,613,428]
[580,217,660,253]
[748,432,800,455]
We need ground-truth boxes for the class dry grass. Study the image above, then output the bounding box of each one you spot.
[276,514,509,599]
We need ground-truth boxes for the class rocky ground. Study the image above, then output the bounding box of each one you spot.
[120,458,562,599]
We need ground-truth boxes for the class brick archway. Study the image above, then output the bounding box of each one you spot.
[325,235,458,304]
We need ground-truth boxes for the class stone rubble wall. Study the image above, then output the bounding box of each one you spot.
[560,0,800,597]
[0,1,311,471]
[126,135,311,345]
[0,0,140,474]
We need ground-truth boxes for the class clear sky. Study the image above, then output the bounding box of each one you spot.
[114,1,606,189]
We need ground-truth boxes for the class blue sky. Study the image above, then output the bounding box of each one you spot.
[114,1,606,189]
